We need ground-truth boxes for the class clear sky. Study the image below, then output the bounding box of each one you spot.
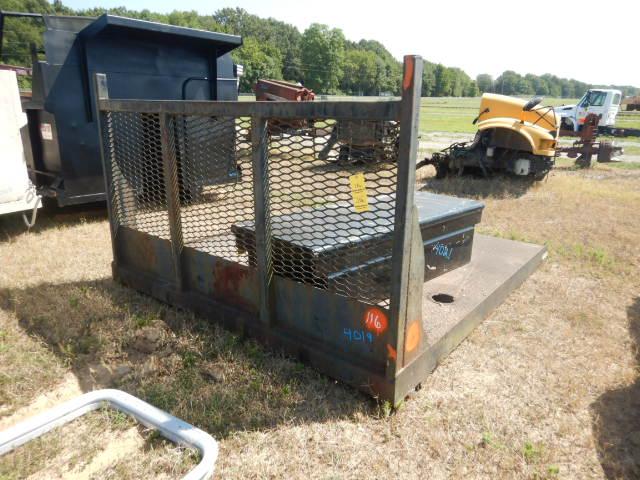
[63,0,638,86]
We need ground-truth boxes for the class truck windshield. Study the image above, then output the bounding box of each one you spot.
[581,91,607,107]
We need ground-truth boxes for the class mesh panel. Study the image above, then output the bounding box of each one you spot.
[231,118,399,306]
[103,111,169,238]
[176,116,254,264]
[102,110,400,306]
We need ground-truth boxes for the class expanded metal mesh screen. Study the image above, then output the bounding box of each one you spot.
[175,115,254,264]
[102,111,170,239]
[236,119,399,306]
[102,110,401,306]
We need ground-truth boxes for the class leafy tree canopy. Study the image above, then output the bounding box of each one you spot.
[1,0,637,96]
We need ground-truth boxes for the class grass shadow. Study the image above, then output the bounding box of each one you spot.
[591,297,640,478]
[0,278,376,440]
[0,201,107,242]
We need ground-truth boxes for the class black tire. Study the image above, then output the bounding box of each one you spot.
[435,162,449,179]
[560,118,573,131]
[338,145,350,164]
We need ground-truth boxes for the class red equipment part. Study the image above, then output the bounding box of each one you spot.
[557,113,623,167]
[254,79,315,133]
[254,79,315,102]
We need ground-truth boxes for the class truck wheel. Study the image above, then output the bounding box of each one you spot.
[435,162,449,179]
[560,119,573,131]
[338,145,351,164]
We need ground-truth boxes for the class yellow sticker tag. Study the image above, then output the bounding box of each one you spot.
[349,172,369,213]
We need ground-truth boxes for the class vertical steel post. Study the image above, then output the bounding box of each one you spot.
[387,55,423,376]
[92,73,119,268]
[251,116,273,325]
[159,113,184,290]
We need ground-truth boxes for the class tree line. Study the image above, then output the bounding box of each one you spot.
[1,0,638,98]
[476,71,638,99]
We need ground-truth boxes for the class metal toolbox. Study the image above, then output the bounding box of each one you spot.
[231,192,483,302]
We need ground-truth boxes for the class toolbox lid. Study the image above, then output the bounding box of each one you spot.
[232,192,484,255]
[414,191,484,225]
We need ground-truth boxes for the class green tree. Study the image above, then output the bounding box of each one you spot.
[356,39,401,95]
[465,80,479,97]
[214,8,303,82]
[422,61,436,96]
[341,49,378,95]
[434,64,453,96]
[0,0,54,67]
[3,0,638,98]
[476,74,493,93]
[517,77,534,95]
[232,37,283,92]
[494,71,522,95]
[300,23,345,93]
[560,79,575,98]
[525,74,549,96]
[449,67,472,97]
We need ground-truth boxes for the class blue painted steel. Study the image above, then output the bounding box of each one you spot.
[22,14,242,206]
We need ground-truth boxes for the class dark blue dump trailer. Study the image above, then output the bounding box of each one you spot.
[12,13,242,206]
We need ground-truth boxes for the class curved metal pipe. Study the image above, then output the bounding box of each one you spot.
[0,389,218,480]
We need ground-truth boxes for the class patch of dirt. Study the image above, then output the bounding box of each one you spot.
[0,372,82,431]
[58,427,144,480]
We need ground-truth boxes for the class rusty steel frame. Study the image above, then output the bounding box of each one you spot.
[558,113,624,166]
[94,55,535,405]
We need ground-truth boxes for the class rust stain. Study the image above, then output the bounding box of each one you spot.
[212,262,252,309]
[386,344,397,361]
[402,56,414,91]
[404,320,421,353]
[126,232,157,268]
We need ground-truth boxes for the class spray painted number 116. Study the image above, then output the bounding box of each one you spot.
[364,307,388,335]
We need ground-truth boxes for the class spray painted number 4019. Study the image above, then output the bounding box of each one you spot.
[344,328,374,344]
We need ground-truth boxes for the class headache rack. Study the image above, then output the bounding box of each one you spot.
[95,56,544,404]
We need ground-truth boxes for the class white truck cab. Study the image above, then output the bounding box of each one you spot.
[555,89,622,132]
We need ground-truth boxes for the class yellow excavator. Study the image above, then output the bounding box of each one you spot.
[418,93,559,180]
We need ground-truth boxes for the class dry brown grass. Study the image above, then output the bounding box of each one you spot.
[0,407,198,479]
[1,163,639,479]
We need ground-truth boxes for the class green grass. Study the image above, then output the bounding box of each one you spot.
[608,161,640,169]
[621,145,640,156]
[420,97,477,133]
[616,112,640,130]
